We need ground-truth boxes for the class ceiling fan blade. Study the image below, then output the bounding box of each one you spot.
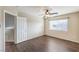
[48,12,58,15]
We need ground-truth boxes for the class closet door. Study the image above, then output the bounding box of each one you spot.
[16,17,27,43]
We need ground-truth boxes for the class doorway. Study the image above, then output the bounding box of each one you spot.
[4,11,17,51]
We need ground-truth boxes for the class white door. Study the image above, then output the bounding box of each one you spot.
[16,17,27,43]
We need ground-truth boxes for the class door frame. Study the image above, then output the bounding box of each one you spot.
[3,10,17,51]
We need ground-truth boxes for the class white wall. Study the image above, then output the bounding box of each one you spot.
[27,14,44,39]
[0,10,5,51]
[45,12,79,43]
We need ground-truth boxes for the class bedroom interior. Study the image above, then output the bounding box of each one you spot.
[0,6,79,52]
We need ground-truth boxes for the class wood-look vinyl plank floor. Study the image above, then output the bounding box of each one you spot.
[5,35,79,52]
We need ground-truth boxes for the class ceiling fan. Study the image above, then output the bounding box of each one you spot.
[40,7,58,19]
[45,9,58,15]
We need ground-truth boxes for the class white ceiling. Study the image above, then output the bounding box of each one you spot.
[17,6,79,16]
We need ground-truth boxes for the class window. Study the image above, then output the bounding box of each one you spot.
[49,19,68,31]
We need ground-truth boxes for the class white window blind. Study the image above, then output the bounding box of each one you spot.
[49,19,68,31]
